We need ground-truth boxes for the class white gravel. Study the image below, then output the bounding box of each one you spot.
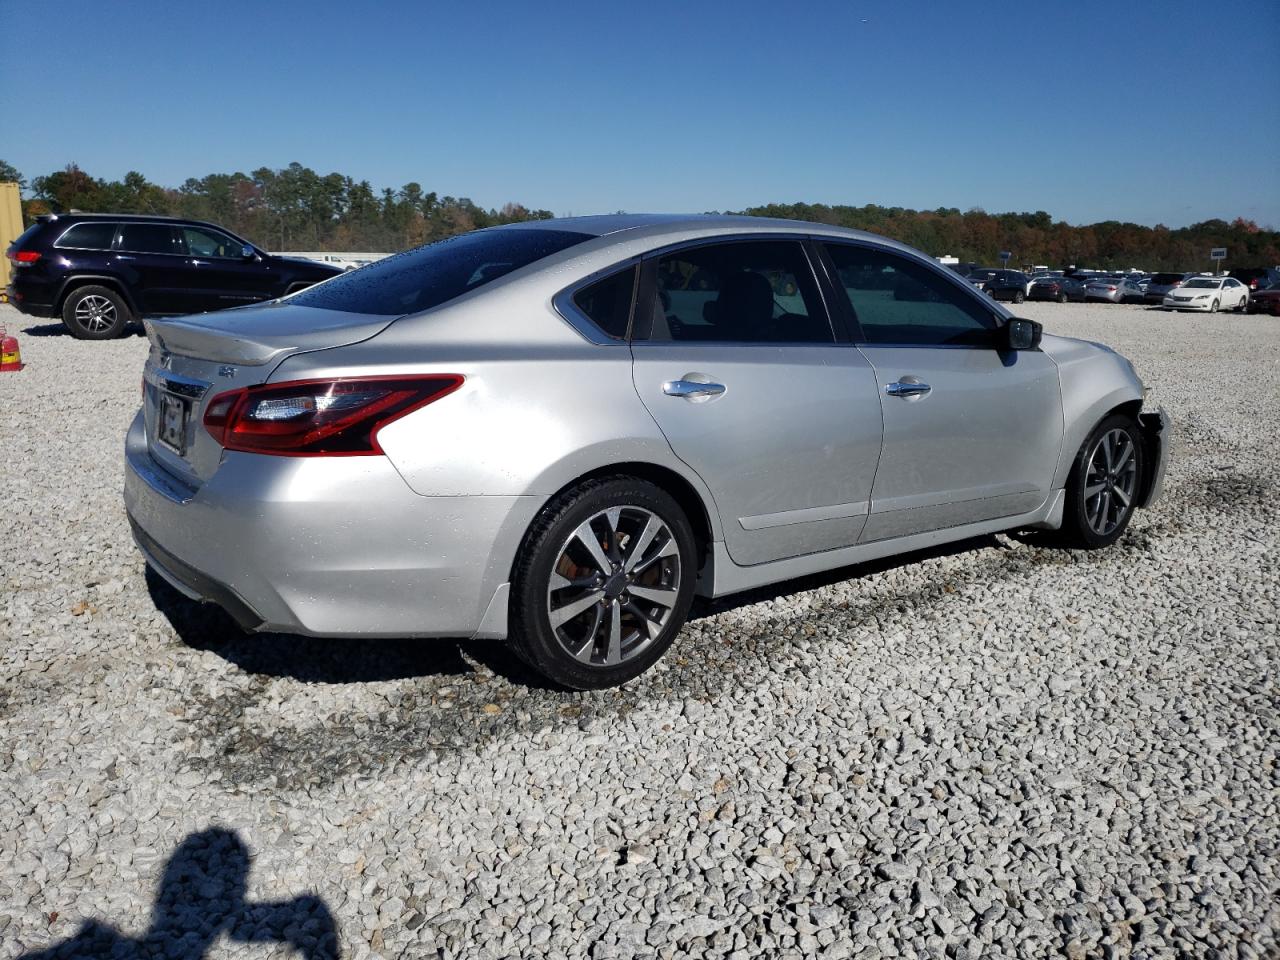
[1,301,1277,959]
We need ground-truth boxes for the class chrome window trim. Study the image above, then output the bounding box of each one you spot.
[552,258,640,346]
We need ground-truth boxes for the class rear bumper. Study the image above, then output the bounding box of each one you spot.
[4,282,56,317]
[123,411,540,638]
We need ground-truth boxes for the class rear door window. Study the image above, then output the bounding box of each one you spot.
[289,228,592,316]
[823,243,997,346]
[54,222,119,250]
[116,223,181,255]
[642,240,832,343]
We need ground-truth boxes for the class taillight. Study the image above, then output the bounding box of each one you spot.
[1105,286,1117,292]
[203,375,463,456]
[6,250,40,264]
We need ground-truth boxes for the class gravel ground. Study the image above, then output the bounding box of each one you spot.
[1,300,1277,960]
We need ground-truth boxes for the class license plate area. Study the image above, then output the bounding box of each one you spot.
[157,393,190,456]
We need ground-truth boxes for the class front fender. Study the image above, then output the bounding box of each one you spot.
[1040,334,1145,490]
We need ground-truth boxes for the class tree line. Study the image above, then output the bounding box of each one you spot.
[3,159,1276,271]
[1,160,554,252]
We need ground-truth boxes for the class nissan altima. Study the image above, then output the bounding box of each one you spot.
[125,215,1171,689]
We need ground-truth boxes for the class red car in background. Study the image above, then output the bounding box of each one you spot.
[1246,282,1280,316]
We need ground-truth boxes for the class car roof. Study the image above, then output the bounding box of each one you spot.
[501,212,913,249]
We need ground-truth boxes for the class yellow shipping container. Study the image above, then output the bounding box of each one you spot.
[0,181,25,293]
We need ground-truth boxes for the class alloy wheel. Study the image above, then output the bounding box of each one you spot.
[545,505,682,666]
[1083,427,1139,537]
[74,295,117,333]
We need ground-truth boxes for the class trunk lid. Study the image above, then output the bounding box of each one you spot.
[141,302,399,487]
[147,300,396,366]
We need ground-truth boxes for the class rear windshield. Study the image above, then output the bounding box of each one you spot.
[8,222,42,250]
[288,228,592,316]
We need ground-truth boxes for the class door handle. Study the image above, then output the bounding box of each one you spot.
[885,379,932,398]
[663,377,726,402]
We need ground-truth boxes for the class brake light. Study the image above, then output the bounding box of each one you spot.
[203,374,463,456]
[1105,286,1117,292]
[6,250,40,264]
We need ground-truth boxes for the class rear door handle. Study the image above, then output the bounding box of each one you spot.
[663,377,726,402]
[885,379,932,398]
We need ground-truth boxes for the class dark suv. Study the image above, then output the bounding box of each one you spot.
[1228,267,1280,293]
[5,214,342,339]
[981,269,1030,303]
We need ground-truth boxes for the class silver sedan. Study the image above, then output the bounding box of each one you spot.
[125,215,1171,688]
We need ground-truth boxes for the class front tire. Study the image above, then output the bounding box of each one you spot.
[61,285,132,340]
[1013,290,1025,304]
[508,477,697,689]
[1058,414,1145,549]
[1209,299,1219,313]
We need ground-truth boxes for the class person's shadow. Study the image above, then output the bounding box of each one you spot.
[20,828,340,959]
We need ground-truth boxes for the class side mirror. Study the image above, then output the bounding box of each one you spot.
[1005,317,1042,350]
[241,244,256,259]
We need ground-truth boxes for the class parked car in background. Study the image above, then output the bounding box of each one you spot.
[982,269,1031,303]
[1228,267,1280,293]
[1144,272,1193,304]
[1245,281,1280,316]
[1162,275,1249,312]
[1028,275,1086,302]
[123,214,1170,689]
[1085,276,1145,304]
[4,214,343,339]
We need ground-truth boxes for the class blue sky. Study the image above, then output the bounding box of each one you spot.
[4,0,1278,228]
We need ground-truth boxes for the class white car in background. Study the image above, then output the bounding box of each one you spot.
[1162,276,1249,313]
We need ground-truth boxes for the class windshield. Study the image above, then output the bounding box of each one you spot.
[287,228,592,315]
[1182,278,1220,289]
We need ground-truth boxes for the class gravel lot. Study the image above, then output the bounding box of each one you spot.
[1,300,1277,960]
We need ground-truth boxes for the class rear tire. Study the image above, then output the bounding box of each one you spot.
[1057,292,1067,304]
[61,285,131,340]
[1236,295,1248,313]
[1057,414,1145,549]
[508,477,698,690]
[1013,290,1025,304]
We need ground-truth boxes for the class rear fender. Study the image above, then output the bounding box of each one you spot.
[55,274,140,316]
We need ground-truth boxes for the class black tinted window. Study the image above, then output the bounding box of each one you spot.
[289,228,591,316]
[644,241,832,343]
[573,266,635,340]
[181,226,243,258]
[117,223,179,254]
[824,244,997,346]
[55,222,118,250]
